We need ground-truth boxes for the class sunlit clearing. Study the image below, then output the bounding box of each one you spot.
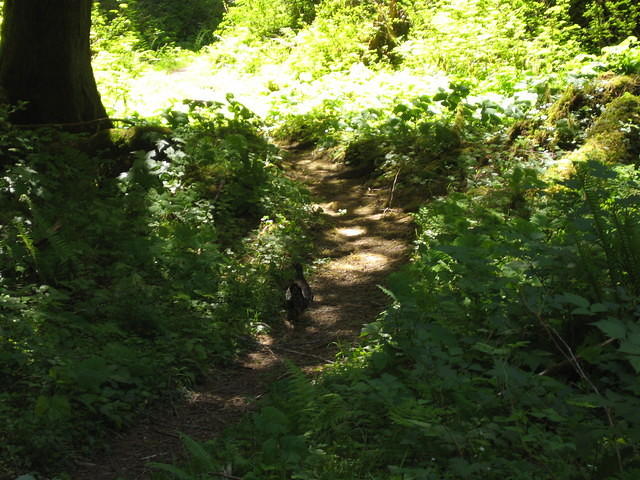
[94,42,451,121]
[95,50,293,119]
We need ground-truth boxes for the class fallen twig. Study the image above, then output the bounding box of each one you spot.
[141,453,167,461]
[13,117,135,129]
[384,167,402,211]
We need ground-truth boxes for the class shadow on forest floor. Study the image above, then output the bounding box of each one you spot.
[73,148,413,479]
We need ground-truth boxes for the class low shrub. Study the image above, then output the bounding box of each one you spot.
[0,98,315,476]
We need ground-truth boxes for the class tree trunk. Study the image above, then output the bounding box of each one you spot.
[0,0,111,131]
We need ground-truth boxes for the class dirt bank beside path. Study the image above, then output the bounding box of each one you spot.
[73,148,413,480]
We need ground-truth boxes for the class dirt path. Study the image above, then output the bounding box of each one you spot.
[73,148,413,479]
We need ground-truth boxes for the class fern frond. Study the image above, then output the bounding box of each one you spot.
[15,221,38,264]
[180,433,217,473]
[282,359,317,429]
[148,462,193,480]
[46,228,74,264]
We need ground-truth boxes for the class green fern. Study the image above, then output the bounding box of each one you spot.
[149,435,218,479]
[180,434,217,473]
[281,359,318,430]
[148,462,194,480]
[576,161,640,296]
[611,207,640,295]
[14,221,37,265]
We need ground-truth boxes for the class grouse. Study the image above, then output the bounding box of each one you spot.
[285,263,313,322]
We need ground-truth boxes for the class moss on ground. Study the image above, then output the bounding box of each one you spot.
[544,74,640,149]
[549,92,640,178]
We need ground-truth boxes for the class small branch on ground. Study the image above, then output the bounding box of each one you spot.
[13,117,135,129]
[384,167,402,212]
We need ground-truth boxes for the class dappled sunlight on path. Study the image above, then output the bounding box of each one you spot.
[73,148,412,479]
[286,149,412,351]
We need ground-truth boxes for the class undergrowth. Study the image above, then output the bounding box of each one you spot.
[4,0,640,478]
[151,104,640,480]
[0,98,315,477]
[146,4,640,479]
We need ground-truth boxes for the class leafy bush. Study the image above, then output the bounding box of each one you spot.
[149,53,640,480]
[221,0,318,40]
[0,99,315,477]
[95,0,226,49]
[157,157,640,479]
[571,0,640,50]
[8,0,640,478]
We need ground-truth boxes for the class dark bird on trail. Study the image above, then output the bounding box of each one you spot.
[285,263,313,322]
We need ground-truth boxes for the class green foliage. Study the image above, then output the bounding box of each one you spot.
[271,76,539,201]
[7,0,640,477]
[165,159,640,479]
[221,0,319,39]
[95,0,226,49]
[283,0,376,74]
[0,99,314,477]
[601,37,640,75]
[574,0,640,50]
[398,0,581,81]
[150,45,640,480]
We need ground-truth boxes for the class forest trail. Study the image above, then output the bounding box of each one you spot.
[74,148,413,480]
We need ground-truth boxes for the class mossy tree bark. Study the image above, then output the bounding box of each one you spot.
[0,0,112,131]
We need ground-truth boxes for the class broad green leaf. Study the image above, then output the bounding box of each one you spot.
[619,333,640,372]
[473,342,510,356]
[34,395,49,417]
[254,406,290,435]
[592,318,627,339]
[619,340,640,355]
[556,293,590,309]
[530,408,566,422]
[628,357,640,374]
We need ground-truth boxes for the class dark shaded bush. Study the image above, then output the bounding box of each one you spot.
[96,0,226,49]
